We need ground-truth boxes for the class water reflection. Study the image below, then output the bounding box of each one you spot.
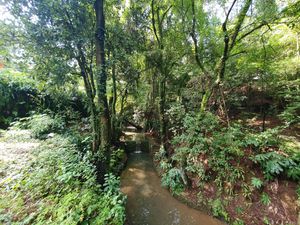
[121,150,224,225]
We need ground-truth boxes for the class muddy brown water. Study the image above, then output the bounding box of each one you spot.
[120,132,224,225]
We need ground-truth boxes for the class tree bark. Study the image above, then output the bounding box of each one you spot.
[151,0,169,150]
[76,50,99,152]
[200,0,252,112]
[94,0,110,183]
[111,61,117,144]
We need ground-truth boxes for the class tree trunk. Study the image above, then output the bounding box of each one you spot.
[151,0,168,150]
[159,76,167,150]
[111,62,117,144]
[78,59,99,152]
[94,0,110,183]
[200,0,252,112]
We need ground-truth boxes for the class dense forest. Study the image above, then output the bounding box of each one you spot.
[0,0,299,224]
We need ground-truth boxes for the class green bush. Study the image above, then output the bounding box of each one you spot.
[251,177,263,189]
[161,167,185,195]
[260,192,271,206]
[244,128,281,151]
[0,69,88,129]
[251,151,299,181]
[169,113,245,192]
[166,102,186,135]
[17,114,66,139]
[0,134,126,225]
[109,148,126,174]
[0,69,38,128]
[279,93,300,126]
[209,198,229,221]
[164,110,300,200]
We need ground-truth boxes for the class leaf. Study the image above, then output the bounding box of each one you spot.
[251,177,263,189]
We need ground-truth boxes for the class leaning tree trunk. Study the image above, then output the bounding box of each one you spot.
[200,0,252,112]
[94,0,111,183]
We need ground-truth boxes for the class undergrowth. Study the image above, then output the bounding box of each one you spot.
[156,109,300,223]
[0,115,126,225]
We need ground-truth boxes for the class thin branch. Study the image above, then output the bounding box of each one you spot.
[190,0,207,74]
[229,0,252,52]
[237,21,267,42]
[224,0,238,28]
[161,5,172,25]
[151,0,161,46]
[228,50,247,58]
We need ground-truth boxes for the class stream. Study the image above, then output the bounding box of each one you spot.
[120,132,224,225]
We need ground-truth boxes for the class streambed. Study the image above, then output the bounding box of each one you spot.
[120,132,223,225]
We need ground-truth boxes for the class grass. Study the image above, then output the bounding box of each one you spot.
[0,115,126,225]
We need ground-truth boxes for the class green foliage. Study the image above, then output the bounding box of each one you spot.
[0,69,38,128]
[16,114,65,139]
[232,219,245,225]
[1,0,299,223]
[154,145,168,162]
[260,192,271,206]
[280,95,300,126]
[251,177,264,189]
[263,217,271,225]
[161,168,184,195]
[251,151,299,181]
[244,128,281,151]
[255,0,278,22]
[169,113,246,193]
[0,133,126,225]
[209,199,229,221]
[166,102,186,135]
[241,183,253,200]
[109,148,126,174]
[0,69,88,129]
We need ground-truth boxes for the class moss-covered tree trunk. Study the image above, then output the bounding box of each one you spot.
[110,57,117,144]
[94,0,111,183]
[151,0,169,151]
[196,0,253,112]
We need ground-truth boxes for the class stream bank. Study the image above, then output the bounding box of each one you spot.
[120,131,223,225]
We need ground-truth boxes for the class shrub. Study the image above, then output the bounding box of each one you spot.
[109,148,126,174]
[209,198,229,221]
[251,177,264,189]
[251,151,299,181]
[161,168,185,195]
[154,145,168,162]
[244,128,281,151]
[18,114,65,139]
[169,113,246,192]
[279,95,300,126]
[166,102,186,136]
[260,192,271,205]
[0,134,126,225]
[0,69,38,128]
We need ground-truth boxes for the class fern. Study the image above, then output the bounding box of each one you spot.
[252,152,299,181]
[251,177,263,189]
[260,192,271,205]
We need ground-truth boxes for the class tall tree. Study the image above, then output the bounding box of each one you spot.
[94,0,111,182]
[150,0,173,151]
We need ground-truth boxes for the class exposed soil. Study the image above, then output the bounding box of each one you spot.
[147,128,300,225]
[233,114,300,141]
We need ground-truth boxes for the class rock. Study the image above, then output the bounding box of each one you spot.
[47,133,55,138]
